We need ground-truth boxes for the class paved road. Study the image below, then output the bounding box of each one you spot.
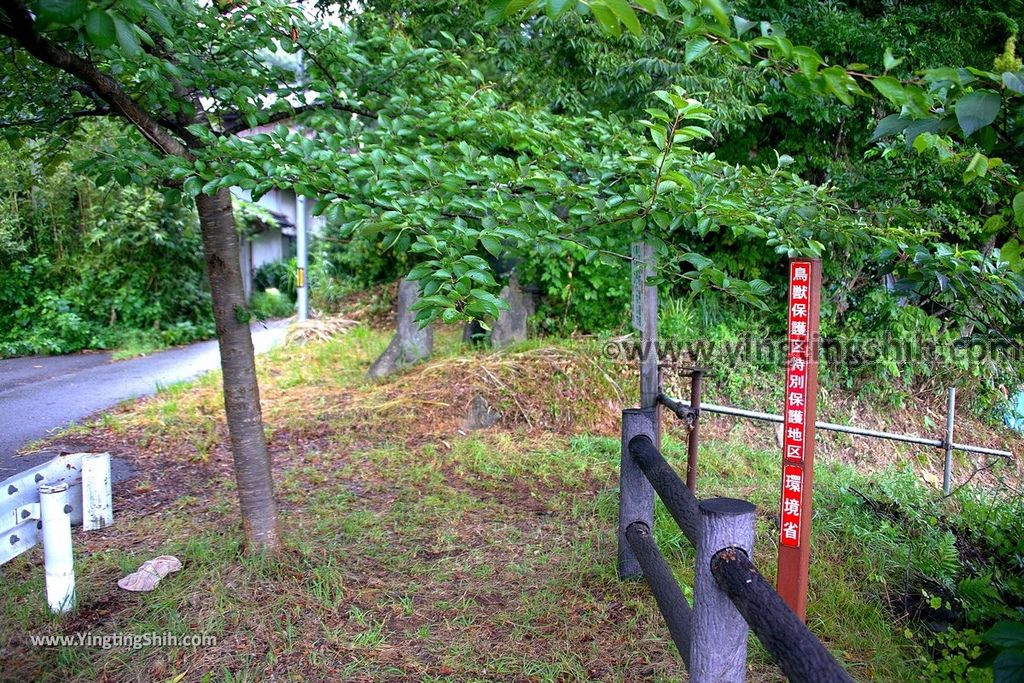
[0,320,289,481]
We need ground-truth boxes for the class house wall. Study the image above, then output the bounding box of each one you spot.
[251,230,284,271]
[232,186,319,299]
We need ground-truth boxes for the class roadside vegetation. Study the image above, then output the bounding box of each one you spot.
[2,1,1024,680]
[1,315,1021,681]
[0,130,214,358]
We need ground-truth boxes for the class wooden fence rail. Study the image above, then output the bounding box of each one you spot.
[618,407,852,683]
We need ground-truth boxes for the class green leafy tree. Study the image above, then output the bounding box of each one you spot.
[0,0,342,550]
[482,0,1024,349]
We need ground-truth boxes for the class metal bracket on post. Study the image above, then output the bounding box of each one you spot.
[82,453,113,531]
[691,497,755,683]
[619,408,657,580]
[685,369,705,493]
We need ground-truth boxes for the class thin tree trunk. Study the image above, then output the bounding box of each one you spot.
[196,189,280,551]
[0,0,282,552]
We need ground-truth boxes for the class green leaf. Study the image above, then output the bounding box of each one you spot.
[701,0,730,31]
[869,114,910,142]
[963,151,989,183]
[590,3,621,37]
[34,0,86,25]
[955,90,1001,138]
[883,48,903,72]
[182,176,202,198]
[870,76,906,106]
[604,0,641,36]
[792,46,823,78]
[486,0,532,22]
[137,0,173,35]
[480,236,503,257]
[84,9,116,49]
[484,0,510,23]
[682,252,713,270]
[1003,71,1024,95]
[112,14,142,57]
[994,650,1024,683]
[1013,192,1024,227]
[685,37,713,64]
[732,15,757,37]
[648,124,666,150]
[822,66,855,106]
[986,621,1024,650]
[903,118,947,149]
[546,0,575,17]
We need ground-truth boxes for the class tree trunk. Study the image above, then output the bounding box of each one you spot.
[195,189,280,551]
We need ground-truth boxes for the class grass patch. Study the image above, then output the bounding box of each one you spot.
[2,325,1020,681]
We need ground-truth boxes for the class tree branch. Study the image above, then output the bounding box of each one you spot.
[0,0,190,158]
[0,106,114,129]
[220,100,375,135]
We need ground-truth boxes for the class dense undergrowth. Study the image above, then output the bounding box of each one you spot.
[1,325,1020,681]
[0,134,215,358]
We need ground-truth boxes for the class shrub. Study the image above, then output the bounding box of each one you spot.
[250,289,295,319]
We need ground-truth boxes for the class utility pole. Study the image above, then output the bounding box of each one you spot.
[296,194,308,321]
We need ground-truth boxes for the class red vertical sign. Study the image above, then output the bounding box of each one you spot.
[777,258,821,621]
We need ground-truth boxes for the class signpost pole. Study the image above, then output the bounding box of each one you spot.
[776,258,822,621]
[296,194,308,321]
[632,242,661,448]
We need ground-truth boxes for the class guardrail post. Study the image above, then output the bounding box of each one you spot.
[82,453,113,531]
[619,408,657,580]
[691,497,755,682]
[39,483,76,614]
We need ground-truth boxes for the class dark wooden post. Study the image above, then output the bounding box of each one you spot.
[624,521,693,666]
[691,497,755,682]
[619,408,656,580]
[632,242,661,447]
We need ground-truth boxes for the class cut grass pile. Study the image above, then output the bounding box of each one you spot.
[1,324,1020,682]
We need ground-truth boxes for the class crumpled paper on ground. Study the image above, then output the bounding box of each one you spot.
[117,555,183,592]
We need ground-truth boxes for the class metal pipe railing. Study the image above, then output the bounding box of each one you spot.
[661,396,1012,459]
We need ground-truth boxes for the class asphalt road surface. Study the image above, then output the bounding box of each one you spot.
[0,320,289,482]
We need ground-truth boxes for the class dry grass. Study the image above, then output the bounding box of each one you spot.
[284,317,360,346]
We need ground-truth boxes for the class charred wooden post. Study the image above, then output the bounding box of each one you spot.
[618,408,657,580]
[691,498,755,682]
[627,434,700,546]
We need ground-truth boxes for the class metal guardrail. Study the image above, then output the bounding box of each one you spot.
[1,453,113,613]
[619,409,853,682]
[658,394,1012,459]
